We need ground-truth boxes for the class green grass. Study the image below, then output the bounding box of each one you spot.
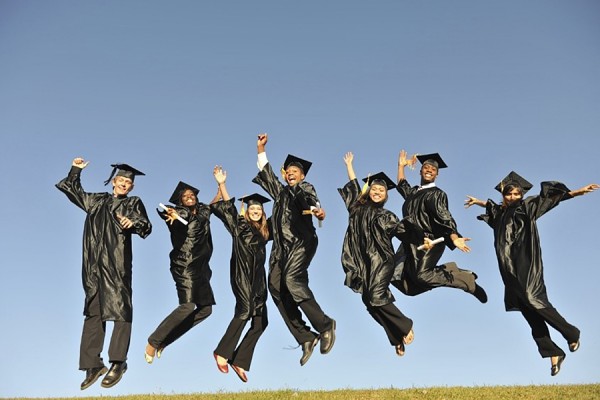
[10,384,600,400]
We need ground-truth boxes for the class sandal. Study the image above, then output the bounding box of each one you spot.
[395,342,405,357]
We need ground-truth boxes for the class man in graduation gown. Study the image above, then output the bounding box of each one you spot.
[56,158,152,390]
[252,133,336,366]
[392,151,487,303]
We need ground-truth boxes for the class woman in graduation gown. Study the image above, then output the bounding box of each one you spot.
[465,171,599,376]
[144,181,220,363]
[338,152,433,356]
[211,166,271,383]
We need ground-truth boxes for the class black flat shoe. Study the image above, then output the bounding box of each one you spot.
[300,336,319,366]
[101,362,128,388]
[320,319,336,354]
[569,340,580,353]
[472,284,488,304]
[551,355,565,377]
[80,366,108,390]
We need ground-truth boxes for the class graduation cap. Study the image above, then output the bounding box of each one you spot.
[416,153,448,169]
[362,172,396,190]
[238,193,270,216]
[169,181,200,205]
[104,163,145,185]
[495,171,533,195]
[239,193,271,206]
[283,154,312,175]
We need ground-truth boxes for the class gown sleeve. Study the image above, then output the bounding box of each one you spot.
[337,179,361,209]
[524,181,572,220]
[211,198,239,236]
[252,162,283,200]
[55,166,98,213]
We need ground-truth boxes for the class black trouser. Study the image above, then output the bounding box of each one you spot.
[366,302,413,346]
[518,298,580,358]
[148,302,212,350]
[79,294,131,370]
[214,310,268,371]
[395,243,476,295]
[268,252,333,345]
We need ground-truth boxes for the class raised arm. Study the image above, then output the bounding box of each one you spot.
[257,133,269,171]
[213,165,230,202]
[397,149,417,183]
[343,152,356,181]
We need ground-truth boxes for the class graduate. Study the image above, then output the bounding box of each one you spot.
[253,133,336,366]
[393,150,487,303]
[144,181,219,364]
[56,158,152,390]
[465,171,599,376]
[338,152,434,356]
[211,166,271,383]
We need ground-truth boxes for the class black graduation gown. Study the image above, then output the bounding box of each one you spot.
[338,179,423,307]
[56,166,152,322]
[158,203,216,306]
[211,199,270,319]
[477,181,572,311]
[252,162,318,302]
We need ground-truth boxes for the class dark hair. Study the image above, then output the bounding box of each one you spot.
[501,183,523,196]
[352,186,388,209]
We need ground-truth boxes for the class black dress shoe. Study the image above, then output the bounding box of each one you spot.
[101,362,128,388]
[551,355,565,376]
[300,336,319,366]
[472,284,488,304]
[80,366,108,390]
[320,319,336,354]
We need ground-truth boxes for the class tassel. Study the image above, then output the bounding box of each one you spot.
[239,199,246,216]
[362,174,370,194]
[280,166,286,180]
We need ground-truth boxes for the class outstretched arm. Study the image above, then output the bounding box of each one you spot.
[213,165,230,202]
[464,195,486,208]
[343,152,356,181]
[397,149,417,183]
[569,183,600,198]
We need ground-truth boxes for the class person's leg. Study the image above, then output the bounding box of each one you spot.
[366,302,413,346]
[162,304,212,348]
[215,317,247,360]
[231,311,269,371]
[520,304,565,358]
[537,307,580,349]
[108,321,131,363]
[79,294,106,370]
[147,302,199,349]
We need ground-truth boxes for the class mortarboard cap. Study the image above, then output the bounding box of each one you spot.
[169,181,200,205]
[239,193,271,206]
[362,172,397,190]
[104,163,145,185]
[416,153,447,169]
[495,171,533,194]
[283,154,312,175]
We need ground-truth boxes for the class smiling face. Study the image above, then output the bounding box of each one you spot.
[369,184,388,204]
[285,165,305,187]
[246,204,264,222]
[180,189,198,207]
[419,163,439,185]
[112,176,134,197]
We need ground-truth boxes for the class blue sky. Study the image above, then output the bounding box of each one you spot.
[1,1,599,397]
